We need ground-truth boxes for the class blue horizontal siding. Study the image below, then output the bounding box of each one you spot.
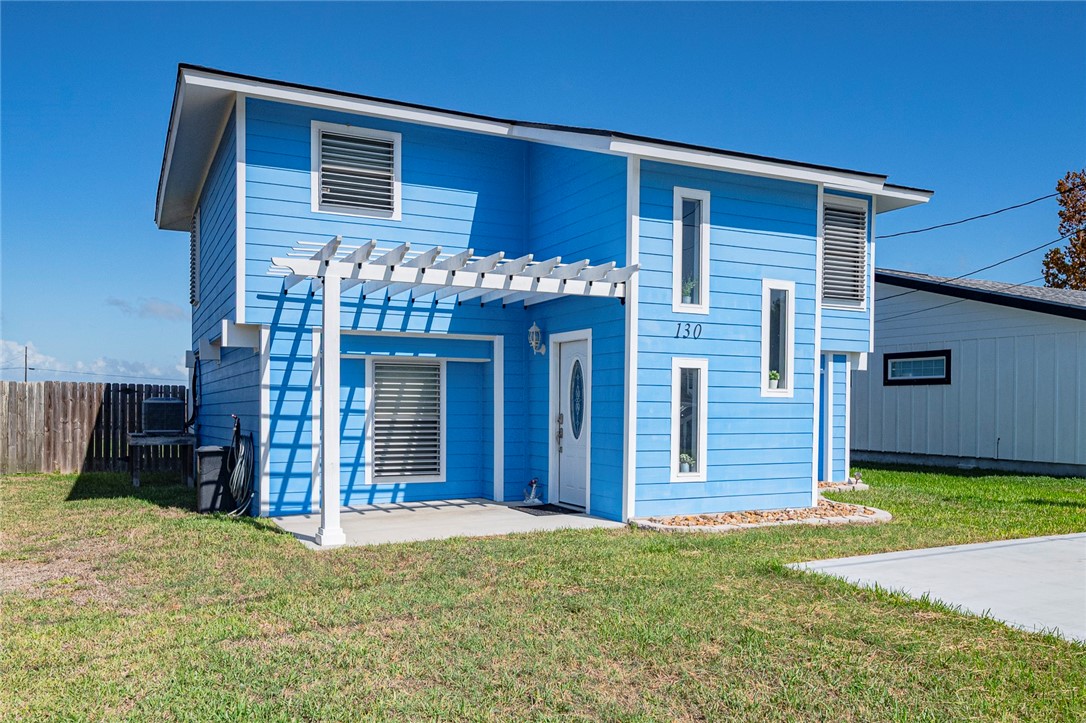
[193,111,236,344]
[634,159,818,518]
[832,354,847,481]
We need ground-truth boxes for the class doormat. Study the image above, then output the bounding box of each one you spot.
[510,503,578,516]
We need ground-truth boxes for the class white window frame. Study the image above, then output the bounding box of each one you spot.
[761,278,796,398]
[672,187,711,315]
[821,194,868,311]
[364,357,446,483]
[671,357,709,483]
[311,120,402,220]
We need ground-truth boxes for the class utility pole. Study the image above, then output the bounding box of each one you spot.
[24,346,28,383]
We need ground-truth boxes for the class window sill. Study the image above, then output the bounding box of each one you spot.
[671,471,707,483]
[373,475,446,484]
[822,301,866,312]
[672,303,710,315]
[313,204,402,222]
[760,387,794,399]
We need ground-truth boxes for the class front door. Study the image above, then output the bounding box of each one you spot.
[556,339,588,508]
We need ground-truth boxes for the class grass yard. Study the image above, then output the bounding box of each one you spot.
[2,467,1084,721]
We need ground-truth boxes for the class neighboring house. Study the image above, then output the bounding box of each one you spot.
[155,64,931,544]
[853,269,1086,476]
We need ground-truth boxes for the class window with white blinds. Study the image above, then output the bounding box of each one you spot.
[822,196,868,305]
[372,361,443,479]
[312,122,401,218]
[189,209,200,307]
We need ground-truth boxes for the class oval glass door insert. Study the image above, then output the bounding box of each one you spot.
[570,359,584,440]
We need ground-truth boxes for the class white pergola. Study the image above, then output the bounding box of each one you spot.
[269,236,637,546]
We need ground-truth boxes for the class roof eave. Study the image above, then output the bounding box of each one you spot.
[876,271,1086,321]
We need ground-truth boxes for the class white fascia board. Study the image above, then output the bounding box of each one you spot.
[155,79,186,229]
[608,139,887,193]
[182,68,513,137]
[870,185,933,213]
[174,68,919,195]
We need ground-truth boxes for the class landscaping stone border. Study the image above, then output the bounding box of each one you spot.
[819,482,871,492]
[631,502,892,534]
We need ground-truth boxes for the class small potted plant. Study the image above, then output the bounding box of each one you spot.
[768,370,780,390]
[681,277,697,304]
[679,453,696,473]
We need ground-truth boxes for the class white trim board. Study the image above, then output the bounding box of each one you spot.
[548,328,593,514]
[811,185,824,503]
[622,155,640,522]
[235,94,247,324]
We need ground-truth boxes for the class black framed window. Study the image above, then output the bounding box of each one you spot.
[883,350,952,386]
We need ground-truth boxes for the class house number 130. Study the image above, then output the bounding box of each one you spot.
[674,323,703,339]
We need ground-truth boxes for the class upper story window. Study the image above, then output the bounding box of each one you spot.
[822,194,868,307]
[311,121,402,220]
[189,208,200,307]
[673,187,711,314]
[761,279,795,397]
[884,350,952,386]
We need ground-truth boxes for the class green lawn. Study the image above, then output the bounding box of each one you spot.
[2,467,1084,721]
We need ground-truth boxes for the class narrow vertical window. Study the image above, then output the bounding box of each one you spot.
[761,279,796,396]
[671,357,709,481]
[673,188,710,313]
[682,199,701,304]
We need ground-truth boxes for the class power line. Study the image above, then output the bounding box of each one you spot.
[877,180,1086,240]
[875,276,1043,324]
[15,366,186,383]
[876,233,1072,303]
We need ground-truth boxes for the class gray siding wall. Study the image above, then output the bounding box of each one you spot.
[853,282,1086,466]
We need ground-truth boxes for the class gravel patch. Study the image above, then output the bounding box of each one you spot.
[819,481,871,492]
[633,498,891,533]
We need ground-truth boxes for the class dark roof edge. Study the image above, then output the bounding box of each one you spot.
[177,63,901,184]
[875,270,1086,322]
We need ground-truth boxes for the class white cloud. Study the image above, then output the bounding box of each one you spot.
[106,296,186,322]
[0,339,187,383]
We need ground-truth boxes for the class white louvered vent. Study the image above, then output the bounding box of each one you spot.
[822,199,867,304]
[319,130,396,213]
[373,362,441,479]
[189,209,200,307]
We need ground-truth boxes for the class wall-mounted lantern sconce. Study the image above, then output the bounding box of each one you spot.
[528,322,546,356]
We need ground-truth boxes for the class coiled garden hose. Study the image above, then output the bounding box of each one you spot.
[227,415,255,517]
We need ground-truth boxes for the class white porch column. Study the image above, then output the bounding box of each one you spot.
[315,272,346,547]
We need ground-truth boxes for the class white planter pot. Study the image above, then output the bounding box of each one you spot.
[769,379,779,390]
[682,295,692,304]
[680,462,691,473]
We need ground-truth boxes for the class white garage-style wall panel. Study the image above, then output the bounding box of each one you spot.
[853,279,1086,473]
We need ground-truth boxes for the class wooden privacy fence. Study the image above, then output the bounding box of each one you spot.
[0,381,188,474]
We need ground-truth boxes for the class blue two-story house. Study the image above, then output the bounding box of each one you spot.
[156,65,931,545]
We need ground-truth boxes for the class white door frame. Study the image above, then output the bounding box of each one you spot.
[548,328,592,513]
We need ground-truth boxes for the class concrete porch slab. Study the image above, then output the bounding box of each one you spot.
[271,498,625,548]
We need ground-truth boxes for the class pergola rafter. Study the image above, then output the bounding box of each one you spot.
[266,236,638,547]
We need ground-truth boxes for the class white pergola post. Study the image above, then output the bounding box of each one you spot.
[314,271,346,547]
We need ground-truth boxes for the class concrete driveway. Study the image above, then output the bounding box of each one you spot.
[791,533,1086,642]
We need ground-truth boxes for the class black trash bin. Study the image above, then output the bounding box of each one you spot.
[196,446,237,513]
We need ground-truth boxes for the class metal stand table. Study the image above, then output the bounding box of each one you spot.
[128,433,197,488]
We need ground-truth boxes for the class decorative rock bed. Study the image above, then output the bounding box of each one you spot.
[819,480,871,492]
[632,498,891,533]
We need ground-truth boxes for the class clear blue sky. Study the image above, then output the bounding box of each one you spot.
[2,2,1083,382]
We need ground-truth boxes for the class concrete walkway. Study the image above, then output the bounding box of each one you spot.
[272,498,625,548]
[792,533,1086,642]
